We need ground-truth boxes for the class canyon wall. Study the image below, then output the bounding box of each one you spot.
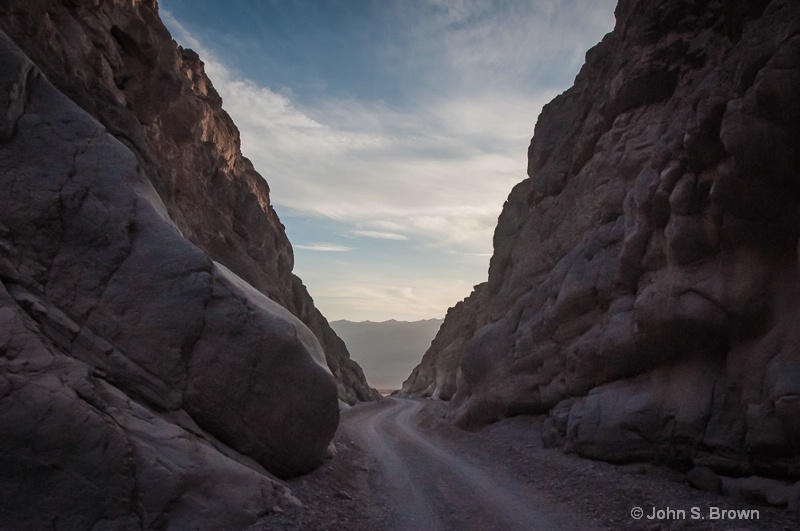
[0,0,377,405]
[402,284,488,400]
[0,0,373,527]
[404,0,800,480]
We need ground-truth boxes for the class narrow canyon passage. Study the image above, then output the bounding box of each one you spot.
[342,398,595,530]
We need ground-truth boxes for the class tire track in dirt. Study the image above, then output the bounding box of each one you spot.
[345,397,596,530]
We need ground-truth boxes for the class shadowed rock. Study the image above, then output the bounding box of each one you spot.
[401,285,488,400]
[403,0,800,480]
[0,0,378,406]
[0,19,336,530]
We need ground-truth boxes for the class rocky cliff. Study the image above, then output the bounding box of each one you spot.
[401,284,488,400]
[0,0,377,406]
[0,0,373,528]
[404,0,800,480]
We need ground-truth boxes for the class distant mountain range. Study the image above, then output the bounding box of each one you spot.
[330,319,444,391]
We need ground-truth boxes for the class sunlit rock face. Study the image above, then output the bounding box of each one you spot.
[405,0,800,478]
[0,0,377,406]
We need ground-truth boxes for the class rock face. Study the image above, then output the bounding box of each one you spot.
[0,0,377,406]
[404,0,800,480]
[0,1,372,528]
[401,285,488,400]
[0,29,331,527]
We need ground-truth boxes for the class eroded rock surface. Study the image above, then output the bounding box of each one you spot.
[404,0,800,480]
[401,284,488,400]
[0,0,377,405]
[0,6,346,529]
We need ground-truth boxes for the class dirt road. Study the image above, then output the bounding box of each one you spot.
[256,397,799,530]
[343,397,594,530]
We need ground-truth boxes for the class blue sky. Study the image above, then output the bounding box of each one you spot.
[161,0,617,321]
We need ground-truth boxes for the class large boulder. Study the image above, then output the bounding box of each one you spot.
[404,0,800,479]
[0,26,335,528]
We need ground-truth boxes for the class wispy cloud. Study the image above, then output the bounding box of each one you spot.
[349,230,409,241]
[162,8,554,257]
[294,243,355,252]
[296,268,478,322]
[161,1,617,320]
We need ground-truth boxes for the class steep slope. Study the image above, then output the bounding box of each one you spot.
[404,0,800,480]
[0,0,377,404]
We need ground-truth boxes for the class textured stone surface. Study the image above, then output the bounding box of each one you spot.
[404,0,800,480]
[687,466,723,494]
[0,0,377,405]
[0,279,303,529]
[401,284,488,400]
[0,19,334,530]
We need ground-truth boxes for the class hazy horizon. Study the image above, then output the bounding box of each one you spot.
[161,0,617,321]
[332,317,443,324]
[330,318,444,390]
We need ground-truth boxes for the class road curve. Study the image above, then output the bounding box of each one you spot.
[343,397,593,531]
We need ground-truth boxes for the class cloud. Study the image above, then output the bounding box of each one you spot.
[294,243,354,252]
[296,268,477,322]
[227,92,540,257]
[349,230,409,241]
[162,6,554,257]
[161,1,617,320]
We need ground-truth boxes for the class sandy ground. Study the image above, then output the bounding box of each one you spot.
[251,397,799,530]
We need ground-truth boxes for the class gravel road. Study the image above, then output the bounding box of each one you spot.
[346,397,595,530]
[255,397,799,530]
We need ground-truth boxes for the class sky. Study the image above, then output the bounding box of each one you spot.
[160,0,617,322]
